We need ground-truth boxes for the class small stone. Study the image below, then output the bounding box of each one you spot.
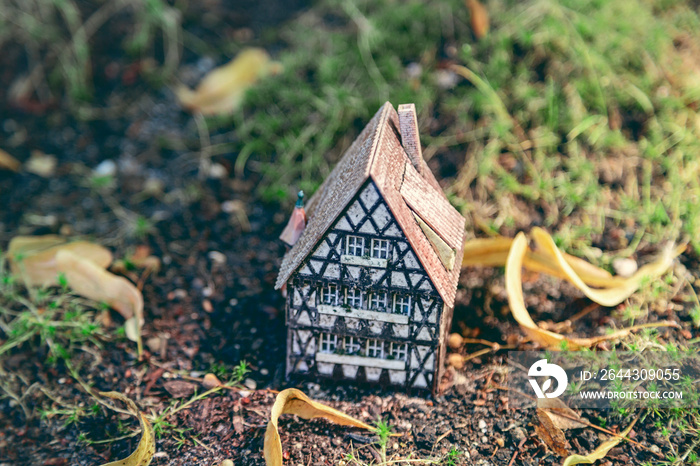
[243,378,257,390]
[496,437,505,447]
[481,436,488,443]
[203,373,222,389]
[208,250,227,264]
[208,163,227,179]
[202,299,213,313]
[478,419,487,432]
[146,337,162,353]
[447,353,464,369]
[220,460,234,466]
[260,368,269,376]
[447,333,463,349]
[94,159,117,177]
[612,257,637,277]
[26,151,56,177]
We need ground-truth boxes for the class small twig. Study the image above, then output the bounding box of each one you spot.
[507,437,527,466]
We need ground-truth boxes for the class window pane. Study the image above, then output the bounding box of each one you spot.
[347,288,364,308]
[393,294,411,315]
[346,235,365,256]
[323,284,338,305]
[371,239,389,259]
[370,292,388,311]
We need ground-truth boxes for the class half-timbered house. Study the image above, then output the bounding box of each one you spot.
[276,102,465,392]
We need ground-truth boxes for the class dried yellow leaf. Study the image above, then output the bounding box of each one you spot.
[8,236,112,287]
[467,229,682,349]
[176,48,281,116]
[562,417,638,466]
[264,388,373,466]
[0,148,21,172]
[98,391,155,466]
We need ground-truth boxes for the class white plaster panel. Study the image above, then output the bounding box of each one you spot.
[416,326,432,341]
[391,272,408,288]
[335,217,352,231]
[296,360,309,372]
[365,367,382,382]
[324,263,340,279]
[312,241,330,258]
[389,370,407,385]
[413,372,428,388]
[409,273,423,287]
[359,220,377,234]
[319,314,336,328]
[346,202,365,226]
[412,304,422,321]
[424,353,435,371]
[347,266,361,280]
[293,288,303,306]
[309,260,323,274]
[370,268,386,284]
[416,345,430,361]
[368,321,384,335]
[342,364,359,378]
[403,251,419,269]
[392,324,409,338]
[410,352,421,370]
[345,317,360,331]
[371,204,392,230]
[317,362,334,375]
[299,264,312,275]
[327,233,337,243]
[359,183,379,207]
[292,332,300,354]
[384,224,402,237]
[296,310,311,326]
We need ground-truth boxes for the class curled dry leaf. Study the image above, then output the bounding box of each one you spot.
[465,0,490,39]
[7,236,144,347]
[537,397,587,431]
[0,148,21,172]
[264,388,373,466]
[562,416,638,466]
[463,228,683,349]
[98,391,155,466]
[534,404,569,457]
[56,249,143,324]
[8,236,112,287]
[176,48,282,116]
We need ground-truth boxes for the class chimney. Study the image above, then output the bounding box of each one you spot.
[397,103,423,174]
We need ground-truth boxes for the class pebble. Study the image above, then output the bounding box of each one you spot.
[208,250,227,264]
[612,257,638,277]
[208,163,228,179]
[496,437,505,447]
[220,460,234,466]
[243,378,257,390]
[94,159,117,177]
[478,419,487,433]
[260,368,269,376]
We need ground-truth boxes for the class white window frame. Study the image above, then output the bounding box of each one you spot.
[319,333,338,353]
[321,283,339,305]
[344,336,362,355]
[346,287,365,309]
[390,342,408,361]
[371,239,390,259]
[366,339,385,358]
[346,235,365,257]
[369,292,388,311]
[393,294,411,315]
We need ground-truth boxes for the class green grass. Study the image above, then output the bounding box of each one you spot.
[229,0,700,258]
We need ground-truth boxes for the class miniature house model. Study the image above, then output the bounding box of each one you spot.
[276,102,465,392]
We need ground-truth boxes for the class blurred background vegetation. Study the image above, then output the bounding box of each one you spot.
[2,0,699,256]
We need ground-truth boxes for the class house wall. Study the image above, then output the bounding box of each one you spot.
[285,180,444,389]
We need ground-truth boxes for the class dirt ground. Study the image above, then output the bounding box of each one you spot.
[1,1,699,466]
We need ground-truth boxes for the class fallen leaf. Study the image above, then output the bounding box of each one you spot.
[55,249,143,323]
[163,380,197,399]
[8,236,112,287]
[176,48,281,116]
[534,404,569,456]
[98,391,155,466]
[466,0,490,38]
[537,398,587,431]
[562,417,638,466]
[264,388,373,466]
[8,236,145,353]
[0,148,21,172]
[464,229,683,349]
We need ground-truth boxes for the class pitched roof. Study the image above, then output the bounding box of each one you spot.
[275,102,465,307]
